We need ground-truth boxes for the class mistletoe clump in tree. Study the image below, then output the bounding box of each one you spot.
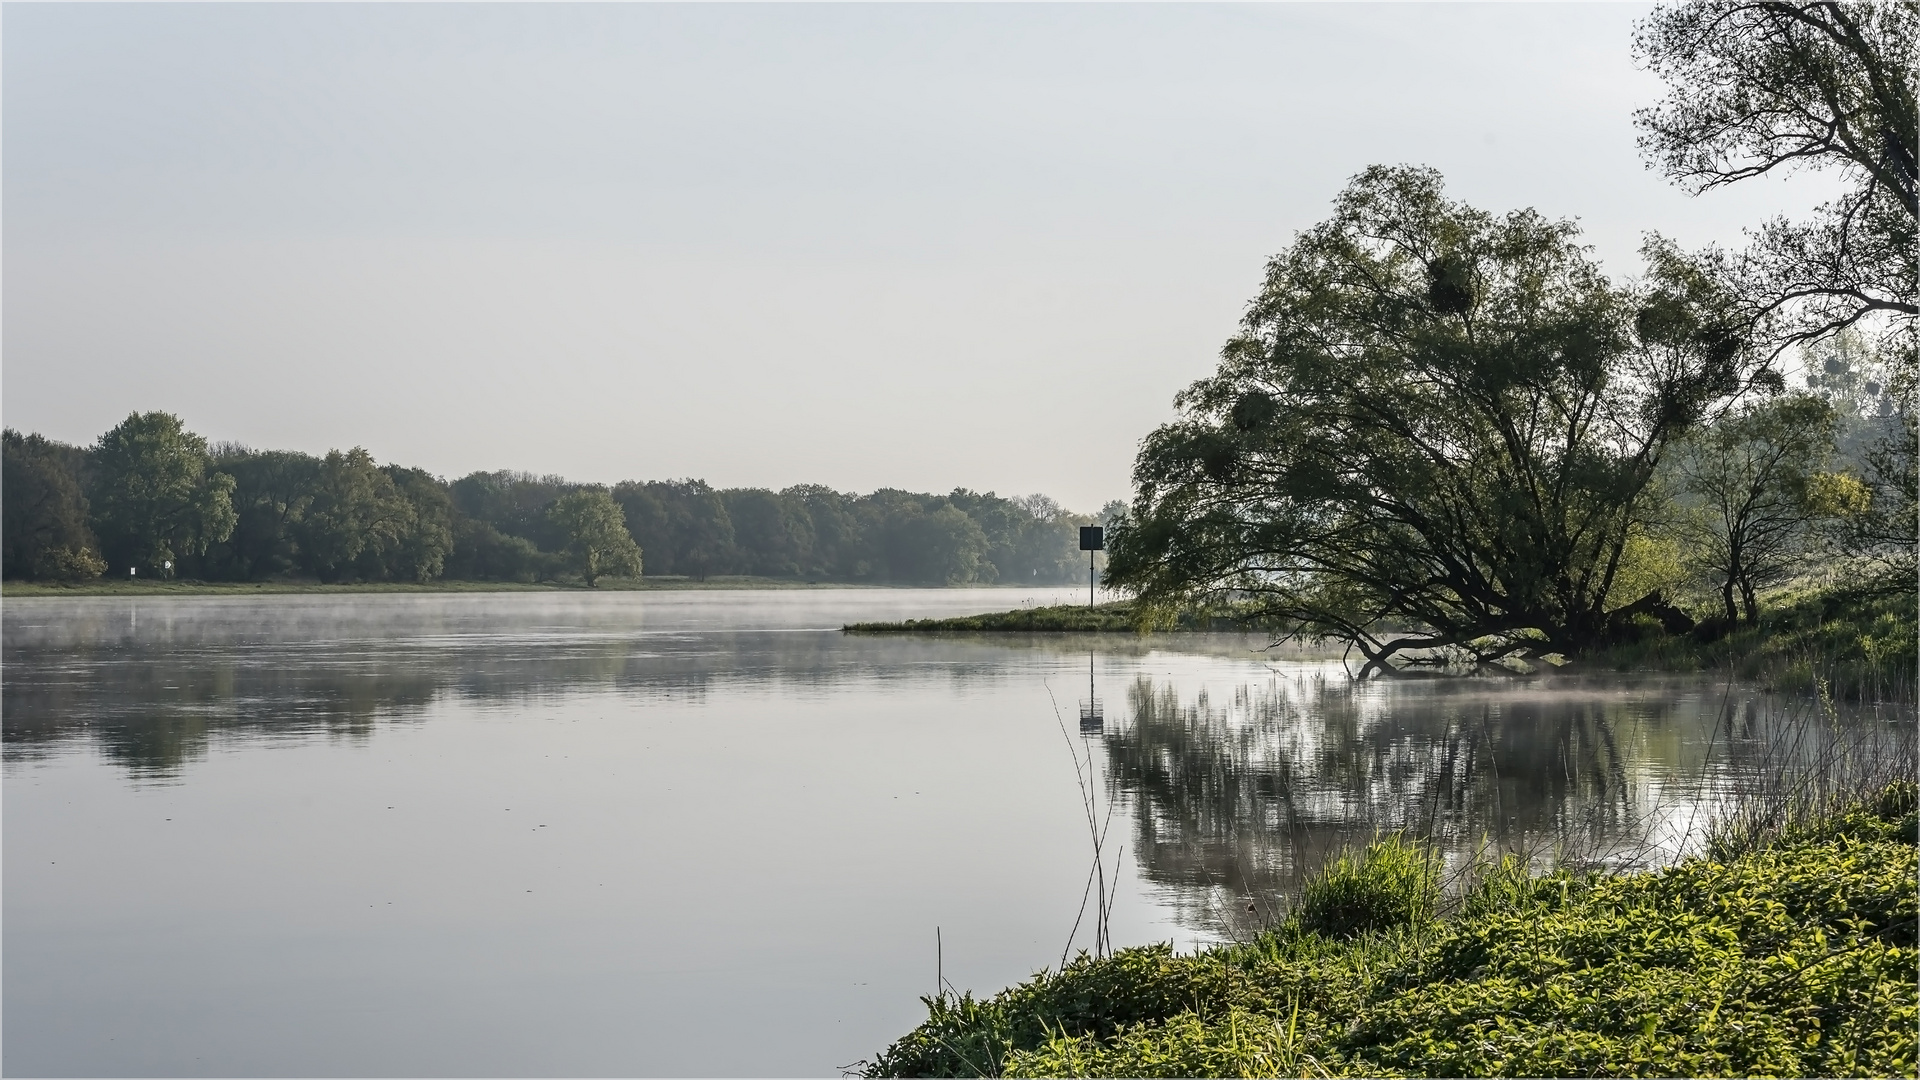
[1106,166,1762,676]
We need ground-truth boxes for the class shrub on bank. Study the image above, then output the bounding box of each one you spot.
[1589,586,1917,702]
[1295,835,1438,940]
[864,784,1918,1078]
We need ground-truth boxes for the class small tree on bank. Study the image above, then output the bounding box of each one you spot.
[89,412,236,575]
[548,488,642,587]
[1674,392,1858,624]
[295,448,414,583]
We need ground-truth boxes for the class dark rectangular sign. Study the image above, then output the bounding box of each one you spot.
[1079,526,1105,551]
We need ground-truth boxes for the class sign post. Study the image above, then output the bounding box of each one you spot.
[1078,526,1104,609]
[1077,528,1106,734]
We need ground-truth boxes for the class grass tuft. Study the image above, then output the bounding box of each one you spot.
[1294,835,1439,940]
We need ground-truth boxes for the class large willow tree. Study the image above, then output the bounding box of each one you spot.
[1107,167,1758,675]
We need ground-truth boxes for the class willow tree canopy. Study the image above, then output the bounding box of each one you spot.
[1106,166,1759,675]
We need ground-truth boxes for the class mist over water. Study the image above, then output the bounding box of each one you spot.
[4,591,1905,1076]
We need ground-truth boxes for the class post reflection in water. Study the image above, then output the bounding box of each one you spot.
[1078,651,1102,736]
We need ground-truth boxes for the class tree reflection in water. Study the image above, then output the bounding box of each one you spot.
[1102,669,1912,941]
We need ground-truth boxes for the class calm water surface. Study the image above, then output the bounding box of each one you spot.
[0,589,1872,1076]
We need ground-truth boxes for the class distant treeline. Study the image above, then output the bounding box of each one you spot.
[3,412,1122,586]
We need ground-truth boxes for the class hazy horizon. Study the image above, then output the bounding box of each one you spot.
[3,3,1834,511]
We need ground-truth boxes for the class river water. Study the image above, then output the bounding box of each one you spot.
[2,589,1899,1076]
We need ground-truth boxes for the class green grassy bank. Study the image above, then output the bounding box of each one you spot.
[843,601,1261,633]
[1586,587,1917,702]
[864,783,1918,1078]
[848,586,1916,704]
[846,602,1144,632]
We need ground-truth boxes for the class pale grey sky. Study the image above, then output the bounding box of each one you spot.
[3,3,1828,511]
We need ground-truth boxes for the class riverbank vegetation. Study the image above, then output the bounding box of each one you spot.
[1103,0,1915,680]
[843,600,1276,633]
[842,580,1913,708]
[844,601,1255,633]
[1101,167,1912,679]
[2,419,1121,589]
[0,574,900,597]
[864,780,1917,1078]
[1588,584,1916,701]
[867,4,1918,1076]
[847,603,1145,633]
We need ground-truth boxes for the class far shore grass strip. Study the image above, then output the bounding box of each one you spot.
[845,602,1143,632]
[1,576,908,597]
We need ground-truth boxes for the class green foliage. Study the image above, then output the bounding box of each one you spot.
[1672,392,1846,624]
[444,517,557,583]
[27,544,108,582]
[547,488,642,586]
[1005,1006,1324,1079]
[207,447,321,580]
[1294,835,1438,940]
[88,412,236,575]
[1711,779,1919,863]
[1800,332,1920,597]
[382,465,455,583]
[1361,832,1917,1078]
[613,482,1101,586]
[1635,0,1919,602]
[951,490,1095,585]
[452,470,578,554]
[613,479,736,579]
[295,448,420,583]
[3,422,1112,588]
[867,787,1919,1078]
[868,934,1398,1079]
[1634,0,1916,356]
[1589,584,1917,701]
[1106,167,1754,674]
[880,499,991,586]
[1845,403,1918,593]
[2,429,104,581]
[722,487,812,577]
